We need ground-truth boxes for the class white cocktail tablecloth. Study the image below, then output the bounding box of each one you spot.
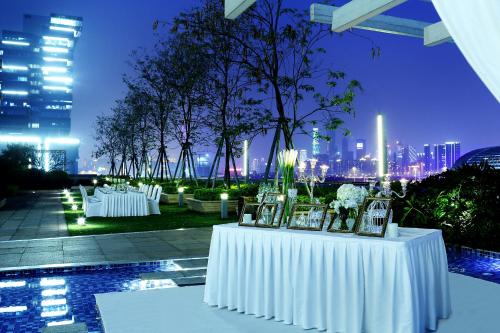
[204,223,451,333]
[94,188,148,217]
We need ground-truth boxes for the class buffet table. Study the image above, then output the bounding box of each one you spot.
[204,223,451,333]
[94,187,148,217]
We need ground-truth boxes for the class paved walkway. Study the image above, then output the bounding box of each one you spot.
[0,228,213,270]
[0,191,67,241]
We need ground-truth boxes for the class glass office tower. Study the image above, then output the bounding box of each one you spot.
[0,13,82,174]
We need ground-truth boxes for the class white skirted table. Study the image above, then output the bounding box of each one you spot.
[204,223,451,333]
[94,187,148,217]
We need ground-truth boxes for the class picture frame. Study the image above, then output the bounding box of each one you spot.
[261,192,282,204]
[238,202,261,227]
[254,202,281,228]
[287,203,328,231]
[326,208,359,233]
[354,197,392,237]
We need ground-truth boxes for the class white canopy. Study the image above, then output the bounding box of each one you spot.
[432,0,500,103]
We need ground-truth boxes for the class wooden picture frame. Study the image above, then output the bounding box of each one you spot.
[287,203,328,231]
[255,203,280,228]
[354,197,392,237]
[326,208,359,233]
[238,202,261,227]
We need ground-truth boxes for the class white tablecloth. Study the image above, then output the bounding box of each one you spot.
[204,223,451,333]
[94,188,148,217]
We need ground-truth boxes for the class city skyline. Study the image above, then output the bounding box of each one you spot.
[0,0,499,173]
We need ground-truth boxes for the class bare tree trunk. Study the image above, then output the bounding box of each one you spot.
[264,123,281,182]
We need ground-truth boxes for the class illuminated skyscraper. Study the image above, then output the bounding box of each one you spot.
[434,144,446,171]
[445,141,461,168]
[423,144,432,173]
[0,13,82,173]
[312,128,320,156]
[355,139,366,160]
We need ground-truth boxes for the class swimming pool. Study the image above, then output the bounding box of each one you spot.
[0,258,207,333]
[0,250,498,333]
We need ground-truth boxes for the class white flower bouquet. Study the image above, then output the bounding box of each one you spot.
[330,184,368,230]
[277,149,298,219]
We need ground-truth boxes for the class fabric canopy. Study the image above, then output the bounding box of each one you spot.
[431,0,500,103]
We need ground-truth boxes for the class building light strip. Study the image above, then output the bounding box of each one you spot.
[49,26,75,34]
[0,306,28,313]
[2,64,29,71]
[42,46,69,53]
[44,76,73,84]
[1,40,30,46]
[50,17,80,27]
[2,90,29,96]
[43,57,69,63]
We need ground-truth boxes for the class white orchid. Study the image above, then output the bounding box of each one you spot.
[277,149,298,168]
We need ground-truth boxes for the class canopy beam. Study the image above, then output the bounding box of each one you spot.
[424,21,452,46]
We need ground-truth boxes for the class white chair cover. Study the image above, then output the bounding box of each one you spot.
[148,186,162,215]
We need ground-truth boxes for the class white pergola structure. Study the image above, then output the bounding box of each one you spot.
[224,0,500,102]
[225,0,451,47]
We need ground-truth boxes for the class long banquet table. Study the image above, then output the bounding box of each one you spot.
[204,223,451,333]
[94,187,148,217]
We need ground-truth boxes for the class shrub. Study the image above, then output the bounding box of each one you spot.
[393,164,500,252]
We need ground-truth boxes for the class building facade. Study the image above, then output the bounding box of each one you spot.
[0,13,82,174]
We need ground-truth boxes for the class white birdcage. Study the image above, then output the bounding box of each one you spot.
[361,199,392,233]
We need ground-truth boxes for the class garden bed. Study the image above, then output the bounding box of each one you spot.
[160,193,194,204]
[185,198,238,213]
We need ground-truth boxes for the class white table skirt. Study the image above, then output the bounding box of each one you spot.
[204,223,451,333]
[94,188,148,217]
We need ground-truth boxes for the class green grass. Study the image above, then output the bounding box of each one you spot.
[61,191,235,236]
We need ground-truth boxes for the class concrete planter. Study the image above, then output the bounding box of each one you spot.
[160,193,194,204]
[185,198,238,213]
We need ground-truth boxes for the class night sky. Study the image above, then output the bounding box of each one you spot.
[1,0,499,168]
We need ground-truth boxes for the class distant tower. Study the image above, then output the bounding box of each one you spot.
[327,129,337,158]
[299,149,308,163]
[312,128,320,156]
[434,144,446,171]
[445,141,461,168]
[423,144,432,173]
[341,136,350,160]
[355,139,366,160]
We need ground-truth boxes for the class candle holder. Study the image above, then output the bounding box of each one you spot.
[297,158,329,203]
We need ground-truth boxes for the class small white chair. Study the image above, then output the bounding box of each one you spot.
[79,185,102,217]
[148,186,162,215]
[147,185,155,199]
[139,184,146,192]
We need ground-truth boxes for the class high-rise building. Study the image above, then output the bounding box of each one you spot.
[423,144,432,174]
[312,128,320,156]
[341,136,351,161]
[327,129,337,158]
[434,144,446,171]
[0,13,82,174]
[402,145,417,173]
[445,141,461,168]
[355,139,366,160]
[299,149,308,163]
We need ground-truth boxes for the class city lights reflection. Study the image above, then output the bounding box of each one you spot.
[41,298,67,307]
[0,306,28,313]
[47,316,75,327]
[41,287,67,297]
[0,280,26,288]
[41,307,68,318]
[40,278,66,287]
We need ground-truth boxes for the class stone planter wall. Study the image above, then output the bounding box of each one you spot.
[160,193,194,204]
[185,198,238,213]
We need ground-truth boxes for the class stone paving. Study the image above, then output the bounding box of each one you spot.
[0,228,213,270]
[0,191,67,241]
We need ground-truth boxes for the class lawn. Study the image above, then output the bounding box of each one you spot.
[61,191,236,236]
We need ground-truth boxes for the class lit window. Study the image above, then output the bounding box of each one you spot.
[31,123,40,128]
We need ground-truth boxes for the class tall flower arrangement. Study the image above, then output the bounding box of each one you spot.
[278,149,298,218]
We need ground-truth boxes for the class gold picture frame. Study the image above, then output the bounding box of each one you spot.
[238,202,261,227]
[287,203,328,231]
[354,197,392,237]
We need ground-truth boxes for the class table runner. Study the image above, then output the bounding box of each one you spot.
[204,223,451,333]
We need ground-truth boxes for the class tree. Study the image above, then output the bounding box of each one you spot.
[172,0,269,188]
[93,114,120,176]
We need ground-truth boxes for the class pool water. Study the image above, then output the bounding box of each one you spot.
[0,259,207,333]
[0,251,498,333]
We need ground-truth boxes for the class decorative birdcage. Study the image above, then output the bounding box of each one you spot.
[356,198,392,236]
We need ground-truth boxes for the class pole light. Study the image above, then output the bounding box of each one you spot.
[220,193,229,219]
[178,187,184,207]
[77,217,86,226]
[242,139,248,182]
[67,197,74,204]
[376,114,386,179]
[71,204,78,211]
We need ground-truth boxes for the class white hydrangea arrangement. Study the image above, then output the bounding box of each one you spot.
[329,184,368,214]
